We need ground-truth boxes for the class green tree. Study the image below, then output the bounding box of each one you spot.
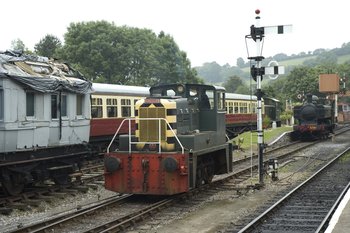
[196,62,222,83]
[58,21,121,83]
[11,38,26,51]
[34,34,62,58]
[10,38,33,54]
[235,85,250,94]
[223,75,245,93]
[155,32,200,85]
[284,66,320,101]
[236,57,245,68]
[59,21,200,85]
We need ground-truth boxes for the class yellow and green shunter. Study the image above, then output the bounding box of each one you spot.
[104,83,233,195]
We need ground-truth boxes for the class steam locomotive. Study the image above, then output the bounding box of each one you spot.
[104,83,233,195]
[292,94,335,140]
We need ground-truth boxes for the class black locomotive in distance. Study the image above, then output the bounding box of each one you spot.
[292,94,335,141]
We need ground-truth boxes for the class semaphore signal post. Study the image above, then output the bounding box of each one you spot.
[246,9,292,185]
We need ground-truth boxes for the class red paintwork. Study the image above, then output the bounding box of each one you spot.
[104,152,189,195]
[225,113,257,125]
[90,118,136,137]
[90,114,257,138]
[294,124,324,132]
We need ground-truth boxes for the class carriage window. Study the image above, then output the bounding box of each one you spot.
[133,99,140,117]
[252,102,257,113]
[61,95,67,117]
[76,94,83,115]
[217,92,225,110]
[107,98,118,117]
[121,99,131,117]
[91,97,103,118]
[239,102,248,113]
[0,89,3,120]
[228,102,234,114]
[26,92,35,117]
[234,102,239,113]
[51,95,57,119]
[51,94,67,119]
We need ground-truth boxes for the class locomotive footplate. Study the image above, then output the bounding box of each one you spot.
[104,152,189,195]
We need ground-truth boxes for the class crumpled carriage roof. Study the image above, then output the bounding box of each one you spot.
[0,50,92,94]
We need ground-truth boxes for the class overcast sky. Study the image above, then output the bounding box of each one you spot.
[1,0,349,66]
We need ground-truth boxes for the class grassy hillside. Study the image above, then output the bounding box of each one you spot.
[241,54,349,74]
[338,54,350,63]
[279,56,316,66]
[196,43,350,84]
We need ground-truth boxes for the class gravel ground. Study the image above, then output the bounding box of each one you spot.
[1,131,349,233]
[129,131,350,233]
[0,184,116,233]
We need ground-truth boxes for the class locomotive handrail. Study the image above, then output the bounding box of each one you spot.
[106,118,184,154]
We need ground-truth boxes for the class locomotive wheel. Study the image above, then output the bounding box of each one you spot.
[202,164,214,184]
[1,171,25,196]
[196,158,215,186]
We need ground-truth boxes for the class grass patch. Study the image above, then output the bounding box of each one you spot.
[232,125,293,150]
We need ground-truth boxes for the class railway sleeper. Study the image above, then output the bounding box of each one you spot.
[47,164,74,185]
[0,207,12,215]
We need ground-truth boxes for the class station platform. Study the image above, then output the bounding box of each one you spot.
[325,185,350,233]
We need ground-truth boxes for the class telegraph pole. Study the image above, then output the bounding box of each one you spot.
[246,9,291,185]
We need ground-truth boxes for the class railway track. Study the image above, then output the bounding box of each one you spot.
[5,128,350,232]
[237,147,350,233]
[11,194,134,233]
[231,126,350,180]
[0,159,104,214]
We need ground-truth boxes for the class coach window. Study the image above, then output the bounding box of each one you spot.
[0,89,3,120]
[51,94,67,119]
[107,98,118,117]
[61,95,67,117]
[243,102,248,113]
[26,92,35,117]
[217,92,225,110]
[91,97,103,118]
[121,99,131,117]
[133,99,140,117]
[228,102,233,114]
[76,94,83,116]
[234,102,239,113]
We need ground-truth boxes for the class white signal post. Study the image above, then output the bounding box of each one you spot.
[246,9,291,185]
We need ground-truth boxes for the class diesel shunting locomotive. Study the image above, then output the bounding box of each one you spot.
[104,83,233,195]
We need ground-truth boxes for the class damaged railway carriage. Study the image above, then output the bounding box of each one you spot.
[104,83,233,195]
[0,51,92,195]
